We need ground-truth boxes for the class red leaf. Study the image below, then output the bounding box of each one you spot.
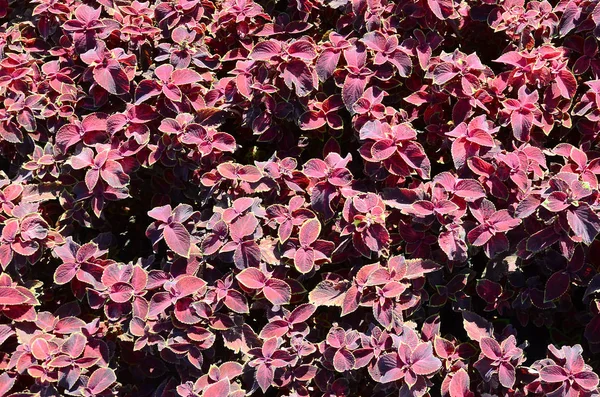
[342,75,368,110]
[544,271,570,302]
[281,60,316,97]
[476,279,502,304]
[316,50,341,82]
[250,40,282,61]
[567,204,600,245]
[94,64,130,95]
[233,240,261,269]
[288,40,317,60]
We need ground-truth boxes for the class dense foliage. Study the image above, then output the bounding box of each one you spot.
[1,0,600,395]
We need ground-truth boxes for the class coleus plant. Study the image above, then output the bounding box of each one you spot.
[0,0,600,396]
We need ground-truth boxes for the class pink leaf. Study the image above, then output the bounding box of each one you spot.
[510,110,533,142]
[148,292,172,318]
[433,63,457,85]
[88,367,116,394]
[236,267,267,289]
[462,311,492,342]
[371,140,396,161]
[454,180,485,200]
[234,241,261,269]
[174,276,206,297]
[309,280,346,306]
[56,124,82,150]
[288,303,316,324]
[567,204,600,245]
[294,247,315,273]
[427,0,455,19]
[204,379,230,397]
[255,364,273,392]
[411,343,441,375]
[333,349,356,372]
[109,282,134,303]
[0,373,15,396]
[174,297,202,324]
[61,333,86,358]
[264,278,291,305]
[0,287,28,305]
[539,365,568,383]
[238,165,262,182]
[498,362,515,389]
[449,369,471,397]
[574,371,600,391]
[479,337,502,360]
[303,159,329,178]
[135,80,162,104]
[377,353,404,382]
[299,111,326,130]
[224,290,249,314]
[299,218,321,247]
[164,223,191,258]
[259,320,289,339]
[147,204,172,223]
[171,69,202,85]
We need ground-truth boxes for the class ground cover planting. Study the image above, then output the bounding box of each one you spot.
[0,0,600,396]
